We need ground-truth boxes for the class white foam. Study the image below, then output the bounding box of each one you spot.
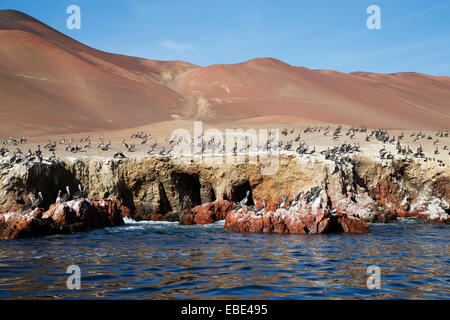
[123,217,177,225]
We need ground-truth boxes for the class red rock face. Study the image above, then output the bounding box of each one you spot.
[179,209,195,225]
[118,203,132,218]
[91,200,125,227]
[224,201,370,235]
[403,202,450,223]
[370,176,449,223]
[43,199,118,228]
[334,212,370,234]
[147,213,164,221]
[116,200,234,225]
[432,178,450,203]
[0,205,23,215]
[373,176,409,217]
[43,203,78,225]
[0,208,58,239]
[192,200,235,225]
[0,199,124,240]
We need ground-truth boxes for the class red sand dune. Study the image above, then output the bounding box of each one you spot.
[0,10,197,137]
[0,10,449,138]
[175,58,450,129]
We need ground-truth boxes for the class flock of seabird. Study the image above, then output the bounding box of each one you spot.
[0,126,448,168]
[0,125,448,209]
[234,179,329,216]
[17,183,116,213]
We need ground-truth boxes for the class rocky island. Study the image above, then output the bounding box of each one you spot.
[1,127,448,239]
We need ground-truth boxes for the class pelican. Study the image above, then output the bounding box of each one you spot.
[55,190,61,203]
[48,151,57,162]
[104,141,112,150]
[21,195,33,213]
[73,184,87,199]
[103,186,111,199]
[103,186,116,200]
[278,195,287,209]
[32,192,43,209]
[122,140,129,150]
[255,200,266,214]
[239,191,250,207]
[60,186,70,202]
[114,151,126,159]
[295,188,305,202]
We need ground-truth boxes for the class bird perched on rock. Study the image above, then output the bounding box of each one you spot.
[60,186,71,202]
[103,186,116,200]
[277,195,287,209]
[255,200,266,214]
[114,151,126,159]
[31,192,43,209]
[21,195,34,213]
[235,191,250,209]
[73,184,87,200]
[55,190,61,203]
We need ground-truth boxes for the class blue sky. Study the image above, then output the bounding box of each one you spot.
[1,0,450,75]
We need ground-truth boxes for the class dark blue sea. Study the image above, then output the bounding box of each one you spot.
[0,218,449,299]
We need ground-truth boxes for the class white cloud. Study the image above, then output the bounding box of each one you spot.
[158,40,192,51]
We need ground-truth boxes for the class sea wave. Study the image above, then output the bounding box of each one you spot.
[123,217,178,225]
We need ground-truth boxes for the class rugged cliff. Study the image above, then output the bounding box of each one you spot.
[1,154,449,224]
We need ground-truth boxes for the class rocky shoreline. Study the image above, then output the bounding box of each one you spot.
[0,154,449,239]
[0,199,124,239]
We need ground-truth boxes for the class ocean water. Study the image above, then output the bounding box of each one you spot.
[0,218,449,299]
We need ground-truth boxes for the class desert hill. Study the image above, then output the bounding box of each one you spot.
[0,9,449,138]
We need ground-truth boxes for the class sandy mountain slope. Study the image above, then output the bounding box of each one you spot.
[0,10,197,137]
[175,58,450,129]
[0,10,449,138]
